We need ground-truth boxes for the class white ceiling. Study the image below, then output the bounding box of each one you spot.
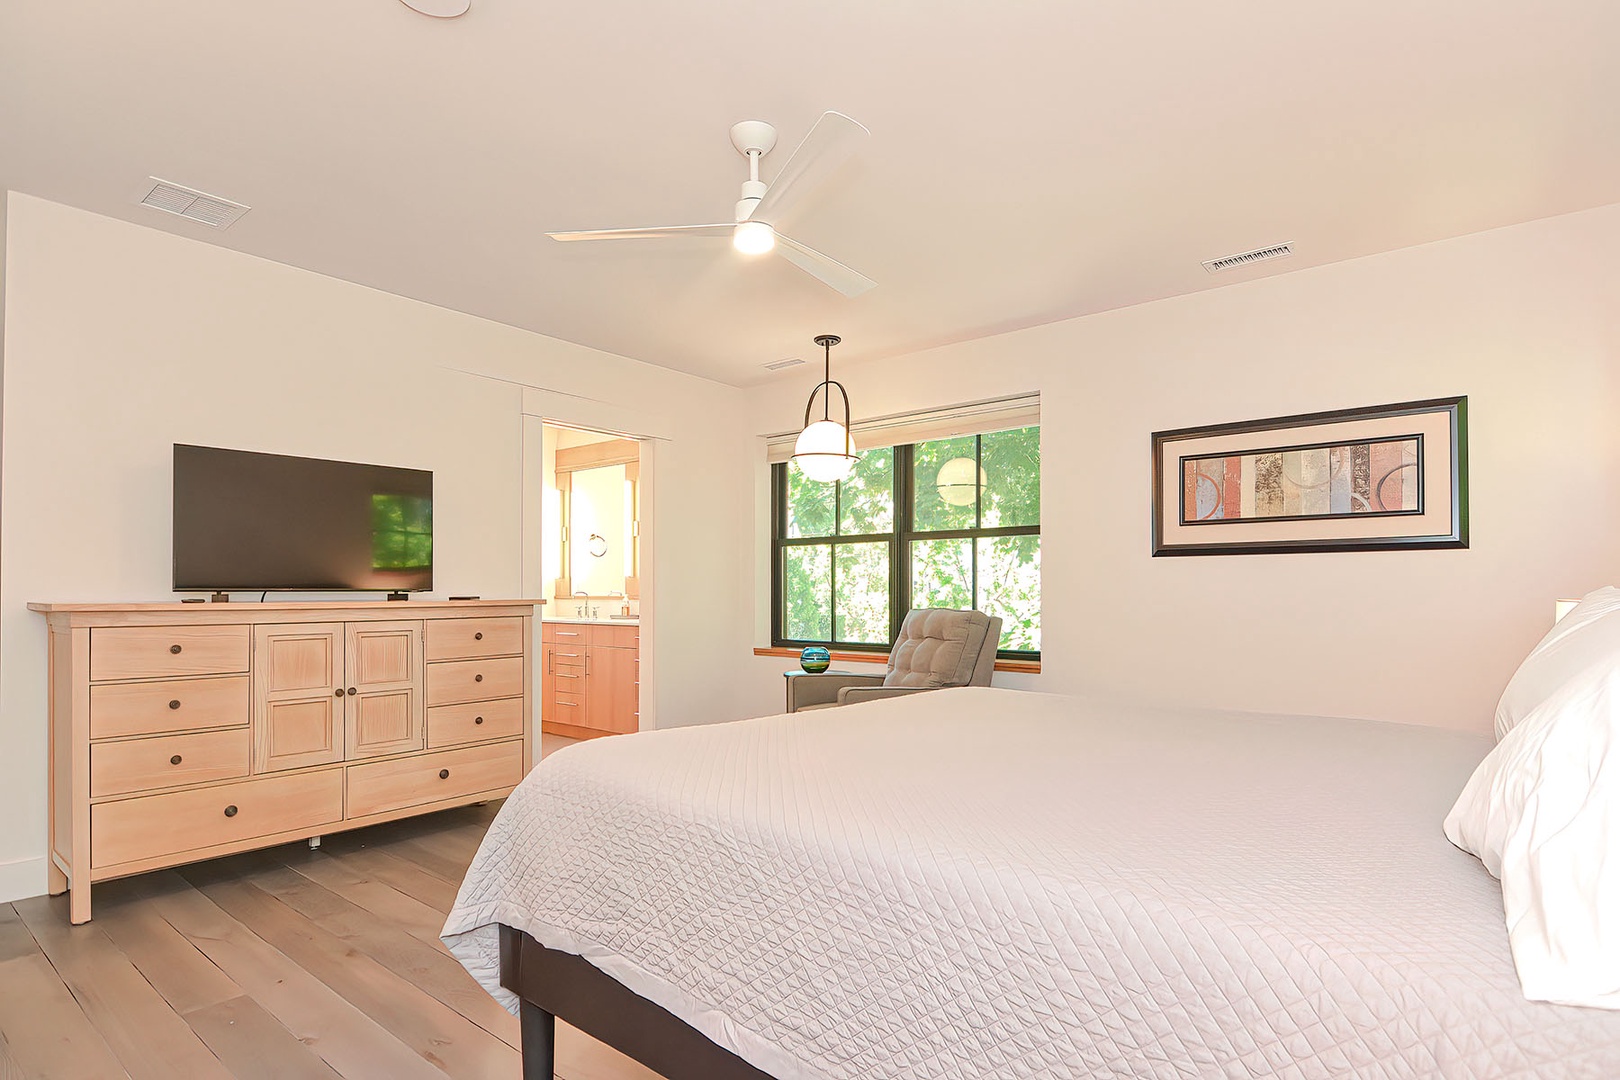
[3,1,1617,386]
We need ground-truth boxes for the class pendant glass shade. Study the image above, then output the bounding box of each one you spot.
[936,456,987,506]
[793,420,859,482]
[791,334,860,483]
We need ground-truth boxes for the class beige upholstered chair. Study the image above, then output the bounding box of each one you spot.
[785,608,1004,712]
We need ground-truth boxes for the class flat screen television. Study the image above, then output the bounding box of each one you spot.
[173,444,433,593]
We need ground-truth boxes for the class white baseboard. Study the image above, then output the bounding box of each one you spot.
[0,855,46,904]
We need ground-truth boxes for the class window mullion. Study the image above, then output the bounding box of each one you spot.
[772,464,784,642]
[893,443,912,645]
[829,540,839,643]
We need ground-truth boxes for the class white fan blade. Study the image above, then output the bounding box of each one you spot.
[775,233,876,297]
[548,224,734,242]
[748,111,868,224]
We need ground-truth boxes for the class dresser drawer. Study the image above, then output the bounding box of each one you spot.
[91,768,342,869]
[427,697,524,749]
[425,617,524,661]
[91,728,250,798]
[425,656,524,706]
[91,625,250,681]
[90,675,250,739]
[345,740,523,818]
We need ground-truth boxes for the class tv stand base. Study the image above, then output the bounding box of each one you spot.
[210,592,229,603]
[386,591,409,601]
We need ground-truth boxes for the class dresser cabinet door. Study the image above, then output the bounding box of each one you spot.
[344,621,425,757]
[253,624,345,772]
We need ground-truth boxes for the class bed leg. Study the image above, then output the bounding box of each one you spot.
[520,998,556,1080]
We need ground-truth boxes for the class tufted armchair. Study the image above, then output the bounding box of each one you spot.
[785,608,1004,712]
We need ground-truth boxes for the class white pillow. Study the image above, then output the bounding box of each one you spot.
[1446,596,1620,1009]
[1494,586,1620,741]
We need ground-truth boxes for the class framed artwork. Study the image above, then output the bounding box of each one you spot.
[1151,397,1467,556]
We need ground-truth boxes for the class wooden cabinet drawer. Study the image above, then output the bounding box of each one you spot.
[90,675,249,739]
[427,697,524,749]
[92,625,250,681]
[549,689,585,723]
[426,617,524,661]
[587,624,639,649]
[547,647,586,674]
[346,740,522,818]
[91,768,342,869]
[541,623,587,644]
[425,656,524,706]
[91,728,250,798]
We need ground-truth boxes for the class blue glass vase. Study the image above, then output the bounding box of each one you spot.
[799,646,832,673]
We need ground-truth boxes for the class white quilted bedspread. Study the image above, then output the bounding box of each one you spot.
[443,688,1620,1079]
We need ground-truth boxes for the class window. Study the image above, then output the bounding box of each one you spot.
[773,426,1040,657]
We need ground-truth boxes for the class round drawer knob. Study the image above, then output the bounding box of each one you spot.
[169,699,182,710]
[170,644,183,654]
[474,632,483,641]
[223,805,238,817]
[334,688,345,697]
[170,754,183,765]
[438,769,450,780]
[474,716,484,725]
[474,673,483,683]
[347,687,357,696]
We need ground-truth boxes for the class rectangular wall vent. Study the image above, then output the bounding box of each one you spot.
[136,178,251,229]
[1202,242,1293,274]
[763,357,806,372]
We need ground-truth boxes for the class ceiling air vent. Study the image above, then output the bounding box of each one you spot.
[1202,242,1293,274]
[762,357,806,372]
[136,178,251,229]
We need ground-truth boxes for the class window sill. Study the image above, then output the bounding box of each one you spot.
[752,646,1041,675]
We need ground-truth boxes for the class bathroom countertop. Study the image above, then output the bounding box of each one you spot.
[542,616,639,626]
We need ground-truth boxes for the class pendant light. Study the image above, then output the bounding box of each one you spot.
[791,334,860,483]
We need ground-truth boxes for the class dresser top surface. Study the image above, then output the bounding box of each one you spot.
[31,595,547,612]
[30,599,545,625]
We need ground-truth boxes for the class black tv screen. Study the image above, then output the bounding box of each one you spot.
[173,444,433,593]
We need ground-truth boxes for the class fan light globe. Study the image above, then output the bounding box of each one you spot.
[936,456,986,507]
[792,420,858,482]
[733,221,776,255]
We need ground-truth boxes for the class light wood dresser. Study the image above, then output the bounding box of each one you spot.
[31,599,541,922]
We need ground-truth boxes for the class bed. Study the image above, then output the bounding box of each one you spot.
[443,687,1620,1078]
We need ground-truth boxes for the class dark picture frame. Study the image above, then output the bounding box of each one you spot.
[1151,397,1468,556]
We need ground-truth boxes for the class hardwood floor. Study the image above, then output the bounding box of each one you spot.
[0,735,662,1080]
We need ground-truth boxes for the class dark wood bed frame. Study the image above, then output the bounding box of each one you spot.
[500,924,776,1080]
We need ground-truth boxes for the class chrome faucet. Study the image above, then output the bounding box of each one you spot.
[573,590,588,619]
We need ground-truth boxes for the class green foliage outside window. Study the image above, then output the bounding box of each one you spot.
[371,494,433,570]
[776,427,1040,656]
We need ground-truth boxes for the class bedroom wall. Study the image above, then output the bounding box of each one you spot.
[739,201,1620,733]
[0,193,754,901]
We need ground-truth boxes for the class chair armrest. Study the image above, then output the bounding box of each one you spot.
[787,673,885,712]
[836,685,930,706]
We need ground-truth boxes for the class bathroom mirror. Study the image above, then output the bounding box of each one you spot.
[554,437,640,600]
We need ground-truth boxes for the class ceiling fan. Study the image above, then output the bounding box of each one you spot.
[547,112,876,298]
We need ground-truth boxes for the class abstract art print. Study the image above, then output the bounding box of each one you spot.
[1152,398,1466,556]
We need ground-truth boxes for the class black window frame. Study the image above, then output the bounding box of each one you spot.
[772,434,1041,661]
